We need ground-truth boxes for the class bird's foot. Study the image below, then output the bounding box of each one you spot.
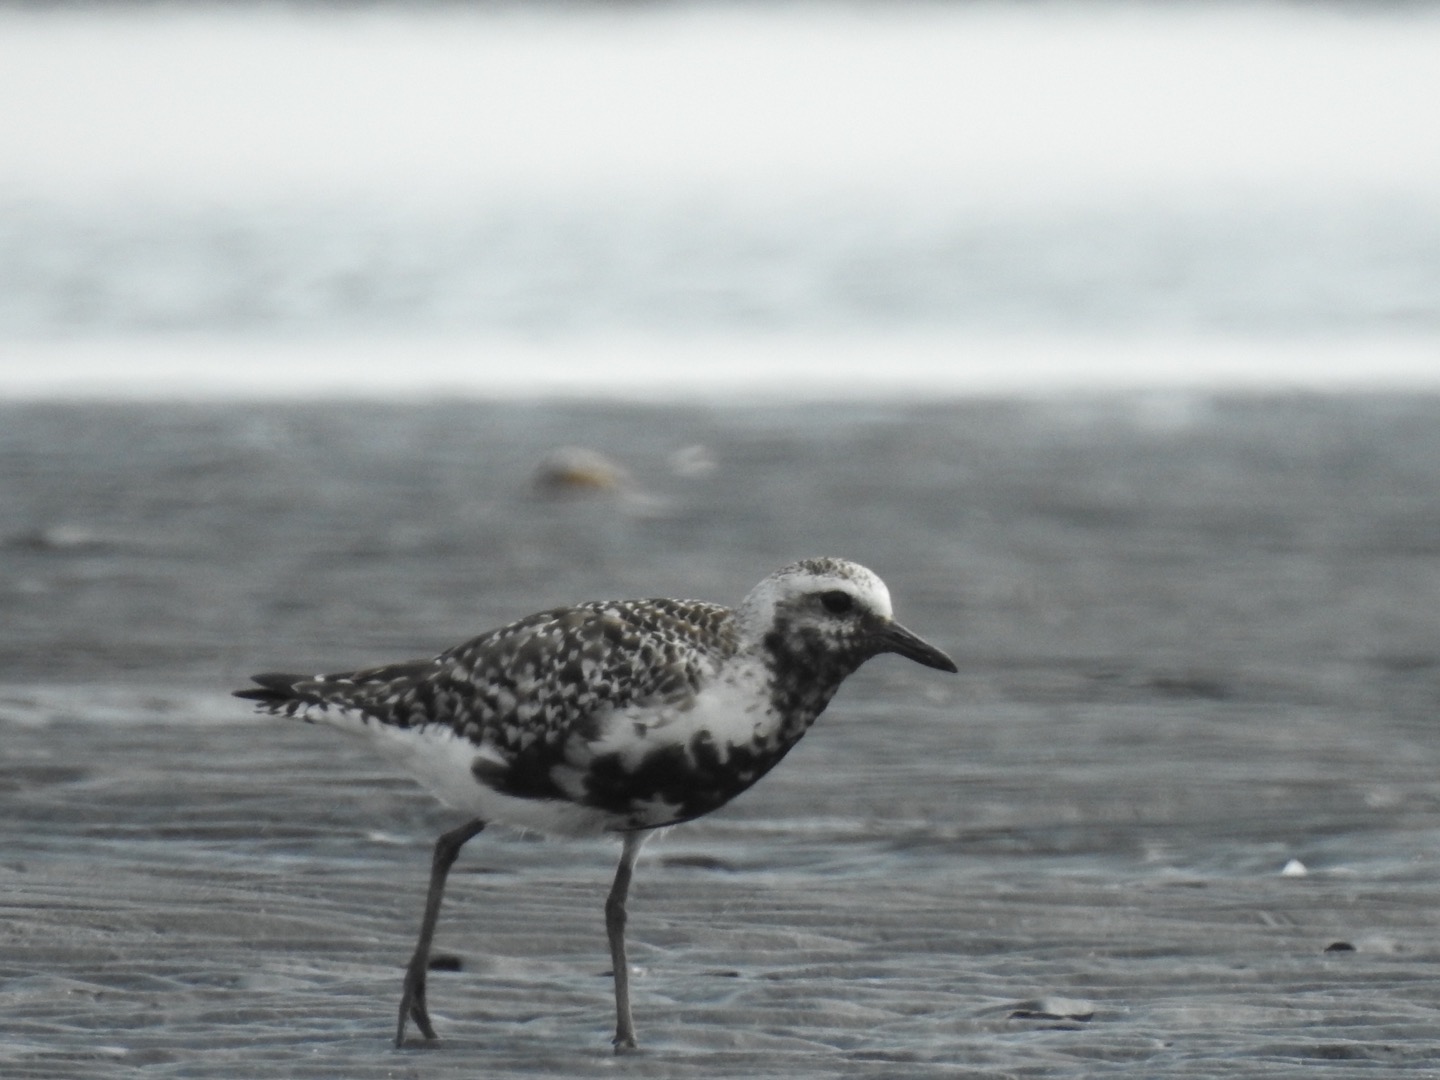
[395,953,438,1047]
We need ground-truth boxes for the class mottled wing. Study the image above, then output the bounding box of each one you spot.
[439,598,737,798]
[238,597,737,798]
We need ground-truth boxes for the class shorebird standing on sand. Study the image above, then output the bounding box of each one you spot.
[236,556,957,1051]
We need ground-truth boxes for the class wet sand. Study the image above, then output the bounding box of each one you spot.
[4,680,1440,1079]
[3,396,1440,1076]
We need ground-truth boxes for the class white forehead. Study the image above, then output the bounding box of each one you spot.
[743,558,894,619]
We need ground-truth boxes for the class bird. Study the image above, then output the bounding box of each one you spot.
[234,556,957,1051]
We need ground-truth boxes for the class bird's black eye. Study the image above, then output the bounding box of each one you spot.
[820,590,854,615]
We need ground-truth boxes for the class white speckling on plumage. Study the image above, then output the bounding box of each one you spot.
[238,557,950,835]
[235,556,956,1049]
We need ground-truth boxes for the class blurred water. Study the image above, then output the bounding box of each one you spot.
[3,193,1437,339]
[1,1,1438,391]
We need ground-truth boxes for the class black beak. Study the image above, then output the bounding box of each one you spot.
[873,618,958,673]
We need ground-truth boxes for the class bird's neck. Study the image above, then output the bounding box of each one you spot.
[753,624,868,743]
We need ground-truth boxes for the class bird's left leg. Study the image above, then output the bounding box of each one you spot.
[605,831,647,1053]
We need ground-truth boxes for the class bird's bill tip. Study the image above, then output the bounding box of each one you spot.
[876,620,958,673]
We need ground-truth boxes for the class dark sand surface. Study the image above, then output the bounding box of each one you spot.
[3,396,1440,1077]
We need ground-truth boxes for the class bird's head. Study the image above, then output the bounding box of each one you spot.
[738,557,957,677]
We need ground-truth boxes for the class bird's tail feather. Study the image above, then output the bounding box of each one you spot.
[232,672,329,716]
[233,660,435,722]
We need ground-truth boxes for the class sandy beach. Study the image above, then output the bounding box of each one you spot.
[3,395,1440,1077]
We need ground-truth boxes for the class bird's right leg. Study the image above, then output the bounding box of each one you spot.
[605,831,647,1053]
[396,818,487,1047]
